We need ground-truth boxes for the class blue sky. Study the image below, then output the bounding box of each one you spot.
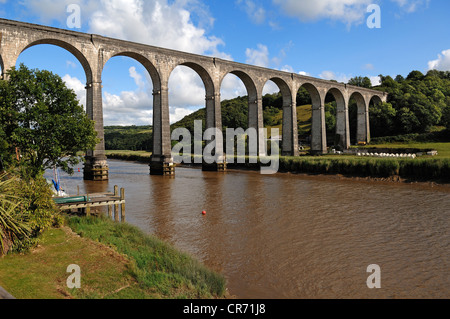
[1,0,450,125]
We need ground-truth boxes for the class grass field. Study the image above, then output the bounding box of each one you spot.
[360,142,450,158]
[265,104,312,138]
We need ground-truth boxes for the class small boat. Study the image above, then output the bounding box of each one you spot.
[53,196,90,205]
[51,166,69,197]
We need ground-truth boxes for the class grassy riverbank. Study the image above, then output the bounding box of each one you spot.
[0,216,226,299]
[106,142,450,183]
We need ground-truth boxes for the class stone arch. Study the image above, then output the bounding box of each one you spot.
[176,61,215,96]
[299,83,327,154]
[370,94,383,106]
[327,88,349,149]
[107,51,161,89]
[300,83,322,107]
[169,61,224,167]
[220,70,258,101]
[264,77,296,156]
[102,52,168,170]
[349,91,370,144]
[168,61,216,128]
[220,70,265,156]
[20,39,93,83]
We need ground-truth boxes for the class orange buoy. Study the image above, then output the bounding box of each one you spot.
[202,210,207,215]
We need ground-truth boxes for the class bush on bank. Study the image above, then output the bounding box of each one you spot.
[0,172,62,256]
[280,157,450,181]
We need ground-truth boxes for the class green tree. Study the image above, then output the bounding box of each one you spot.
[370,102,397,137]
[324,102,336,135]
[348,76,372,88]
[296,87,312,106]
[406,70,424,82]
[0,64,99,177]
[441,97,450,129]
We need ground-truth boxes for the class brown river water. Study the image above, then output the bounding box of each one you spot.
[48,159,450,299]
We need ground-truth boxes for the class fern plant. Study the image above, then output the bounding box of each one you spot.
[0,174,31,255]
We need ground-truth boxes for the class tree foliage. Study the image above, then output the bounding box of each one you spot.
[0,64,99,177]
[374,69,450,136]
[348,76,372,88]
[104,126,153,151]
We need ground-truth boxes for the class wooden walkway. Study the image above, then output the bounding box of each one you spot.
[55,186,126,222]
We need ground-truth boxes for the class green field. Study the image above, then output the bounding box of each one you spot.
[360,142,450,158]
[265,104,312,138]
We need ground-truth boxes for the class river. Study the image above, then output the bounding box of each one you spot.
[49,159,450,299]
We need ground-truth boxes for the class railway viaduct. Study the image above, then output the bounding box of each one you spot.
[0,18,387,179]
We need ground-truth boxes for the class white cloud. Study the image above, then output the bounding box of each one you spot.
[319,70,351,83]
[428,49,450,71]
[273,0,429,25]
[168,66,206,107]
[88,0,228,57]
[390,0,430,13]
[369,75,381,86]
[280,65,294,72]
[246,44,270,68]
[263,81,280,95]
[24,0,99,24]
[299,71,311,76]
[273,0,373,25]
[237,0,266,24]
[170,107,195,124]
[62,74,86,108]
[102,66,154,126]
[21,0,231,58]
[220,74,247,100]
[129,66,145,89]
[66,60,77,69]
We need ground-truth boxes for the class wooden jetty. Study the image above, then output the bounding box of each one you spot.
[54,185,126,222]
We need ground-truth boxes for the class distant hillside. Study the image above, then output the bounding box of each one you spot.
[104,91,326,150]
[104,125,153,151]
[170,92,316,137]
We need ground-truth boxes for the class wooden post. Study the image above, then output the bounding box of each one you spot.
[120,188,126,222]
[114,185,119,222]
[86,193,90,216]
[108,205,112,219]
[114,203,119,222]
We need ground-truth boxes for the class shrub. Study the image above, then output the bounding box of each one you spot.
[0,174,31,255]
[0,172,62,254]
